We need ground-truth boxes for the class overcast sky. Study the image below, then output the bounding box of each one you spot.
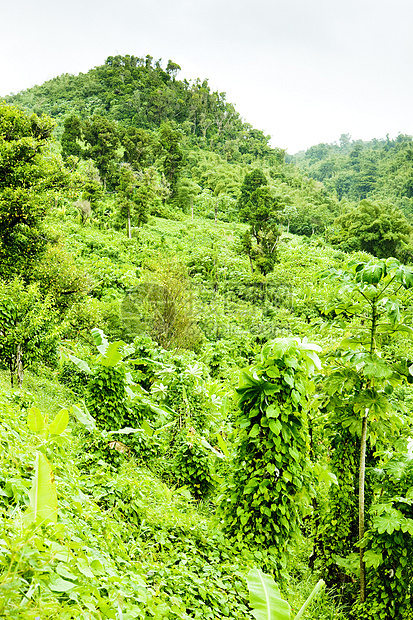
[1,0,413,153]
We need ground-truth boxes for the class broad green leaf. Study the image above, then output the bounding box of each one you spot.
[216,432,230,458]
[363,550,383,569]
[25,452,58,526]
[56,562,78,581]
[395,324,413,335]
[358,262,384,284]
[48,575,76,592]
[363,357,392,380]
[353,390,391,418]
[68,353,91,374]
[249,424,261,438]
[404,269,413,289]
[303,350,322,371]
[125,371,135,384]
[283,470,292,483]
[91,327,108,350]
[335,553,359,574]
[125,385,136,399]
[142,419,154,437]
[385,300,401,325]
[401,518,413,535]
[246,568,291,620]
[395,265,413,289]
[49,409,69,436]
[70,404,96,432]
[238,369,262,390]
[266,405,280,418]
[27,407,45,434]
[200,437,225,459]
[100,341,125,367]
[313,463,338,487]
[176,487,192,500]
[267,366,280,379]
[269,419,282,435]
[76,557,94,578]
[263,382,281,395]
[374,508,403,534]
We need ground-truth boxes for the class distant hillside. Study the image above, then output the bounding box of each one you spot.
[291,133,413,217]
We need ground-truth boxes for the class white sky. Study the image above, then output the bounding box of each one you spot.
[1,0,412,154]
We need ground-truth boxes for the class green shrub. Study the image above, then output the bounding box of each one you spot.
[173,430,215,499]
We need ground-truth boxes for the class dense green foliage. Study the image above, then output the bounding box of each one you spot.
[237,169,283,274]
[293,134,413,216]
[330,199,412,259]
[2,55,413,620]
[353,450,413,620]
[0,102,59,277]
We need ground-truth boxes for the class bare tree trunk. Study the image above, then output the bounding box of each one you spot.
[16,344,24,389]
[359,301,377,603]
[127,206,131,239]
[9,360,14,388]
[359,412,368,603]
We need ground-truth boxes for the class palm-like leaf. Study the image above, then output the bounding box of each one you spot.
[25,452,58,526]
[247,569,290,620]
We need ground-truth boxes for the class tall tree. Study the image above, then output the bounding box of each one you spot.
[83,115,120,186]
[117,165,160,235]
[0,279,60,387]
[321,258,413,603]
[157,122,185,199]
[120,126,153,169]
[61,113,83,160]
[0,102,55,278]
[237,169,284,274]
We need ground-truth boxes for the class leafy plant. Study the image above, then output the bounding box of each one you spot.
[24,405,69,527]
[246,568,325,620]
[222,337,321,574]
[0,279,60,387]
[351,446,413,620]
[320,257,413,603]
[173,429,215,499]
[0,102,57,278]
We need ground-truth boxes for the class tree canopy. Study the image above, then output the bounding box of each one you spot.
[331,199,412,258]
[0,102,58,277]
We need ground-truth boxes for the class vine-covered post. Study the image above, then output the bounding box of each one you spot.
[221,337,321,574]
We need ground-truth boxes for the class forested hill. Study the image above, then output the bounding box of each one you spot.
[6,54,282,164]
[291,133,413,217]
[6,54,339,237]
[6,54,413,252]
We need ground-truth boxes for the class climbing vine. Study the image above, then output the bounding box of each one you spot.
[221,337,321,573]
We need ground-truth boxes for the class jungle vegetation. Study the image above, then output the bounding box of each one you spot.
[1,55,413,620]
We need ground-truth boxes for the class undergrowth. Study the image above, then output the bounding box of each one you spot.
[0,369,347,619]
